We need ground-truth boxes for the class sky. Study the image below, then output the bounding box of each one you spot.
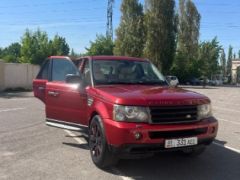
[0,0,240,55]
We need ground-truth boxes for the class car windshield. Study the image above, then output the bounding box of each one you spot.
[92,59,167,86]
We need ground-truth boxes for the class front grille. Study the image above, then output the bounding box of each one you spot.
[150,105,198,124]
[149,128,208,139]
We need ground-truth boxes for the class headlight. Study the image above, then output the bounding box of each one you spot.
[197,103,212,120]
[113,105,151,122]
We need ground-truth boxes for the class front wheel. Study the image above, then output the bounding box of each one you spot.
[89,115,118,169]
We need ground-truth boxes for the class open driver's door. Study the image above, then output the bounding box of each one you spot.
[32,59,50,103]
[33,79,48,103]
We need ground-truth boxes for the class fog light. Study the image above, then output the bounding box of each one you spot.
[211,127,216,134]
[134,132,142,140]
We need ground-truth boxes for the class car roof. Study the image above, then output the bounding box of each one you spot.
[48,55,148,62]
[85,56,148,61]
[48,56,70,59]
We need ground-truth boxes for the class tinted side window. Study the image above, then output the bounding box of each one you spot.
[52,59,79,82]
[37,60,50,80]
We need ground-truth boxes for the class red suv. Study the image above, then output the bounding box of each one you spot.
[33,56,218,168]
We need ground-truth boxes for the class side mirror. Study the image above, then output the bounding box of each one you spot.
[65,74,82,84]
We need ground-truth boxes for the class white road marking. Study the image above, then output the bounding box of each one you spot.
[213,142,240,154]
[213,101,240,107]
[6,98,31,101]
[111,168,134,180]
[64,130,134,180]
[0,108,25,113]
[218,118,240,125]
[64,130,86,144]
[0,151,15,157]
[214,106,240,113]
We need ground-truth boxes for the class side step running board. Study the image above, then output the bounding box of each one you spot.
[46,119,88,132]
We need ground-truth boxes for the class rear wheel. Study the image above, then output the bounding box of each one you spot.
[180,145,206,157]
[89,115,118,169]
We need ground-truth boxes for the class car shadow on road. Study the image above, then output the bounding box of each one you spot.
[63,133,89,150]
[62,142,89,150]
[214,139,227,145]
[62,133,240,180]
[112,143,240,180]
[0,91,33,99]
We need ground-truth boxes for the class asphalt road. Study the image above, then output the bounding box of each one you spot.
[0,87,240,180]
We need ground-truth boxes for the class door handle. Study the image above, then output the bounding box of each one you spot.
[48,91,59,97]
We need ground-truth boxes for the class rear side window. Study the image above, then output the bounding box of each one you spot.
[37,60,50,80]
[52,59,79,82]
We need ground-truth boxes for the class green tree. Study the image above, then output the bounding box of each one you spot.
[114,0,145,57]
[20,29,51,64]
[0,43,21,63]
[50,35,70,56]
[172,0,201,80]
[144,0,176,74]
[177,0,200,58]
[6,43,21,58]
[233,53,236,59]
[220,49,226,77]
[197,37,221,78]
[227,45,233,81]
[85,35,114,56]
[69,48,80,58]
[238,50,240,58]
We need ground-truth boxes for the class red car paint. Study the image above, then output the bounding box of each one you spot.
[33,56,218,153]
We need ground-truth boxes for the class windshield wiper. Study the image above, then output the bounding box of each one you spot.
[100,80,167,86]
[105,81,137,85]
[135,80,168,85]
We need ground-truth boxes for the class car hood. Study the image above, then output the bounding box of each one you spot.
[93,85,210,106]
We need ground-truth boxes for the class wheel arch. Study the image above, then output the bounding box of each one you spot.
[88,101,111,126]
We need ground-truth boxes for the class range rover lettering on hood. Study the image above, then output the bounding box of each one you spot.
[148,99,208,106]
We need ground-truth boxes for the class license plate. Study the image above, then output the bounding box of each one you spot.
[165,137,198,149]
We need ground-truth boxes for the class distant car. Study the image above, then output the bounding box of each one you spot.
[199,77,210,85]
[184,77,200,85]
[166,76,179,86]
[209,79,223,86]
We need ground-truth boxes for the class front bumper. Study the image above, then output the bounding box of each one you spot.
[109,138,214,158]
[104,117,218,150]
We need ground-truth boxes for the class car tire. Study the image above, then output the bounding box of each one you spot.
[89,115,118,169]
[180,145,206,157]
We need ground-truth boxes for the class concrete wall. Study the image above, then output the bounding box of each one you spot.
[232,60,240,84]
[0,60,40,91]
[0,60,4,91]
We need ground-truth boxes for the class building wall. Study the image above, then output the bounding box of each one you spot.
[0,60,4,91]
[232,60,240,84]
[0,60,40,91]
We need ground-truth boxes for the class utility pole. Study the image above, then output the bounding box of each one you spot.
[106,0,114,40]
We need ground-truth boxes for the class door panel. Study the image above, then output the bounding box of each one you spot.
[45,82,88,126]
[33,79,48,103]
